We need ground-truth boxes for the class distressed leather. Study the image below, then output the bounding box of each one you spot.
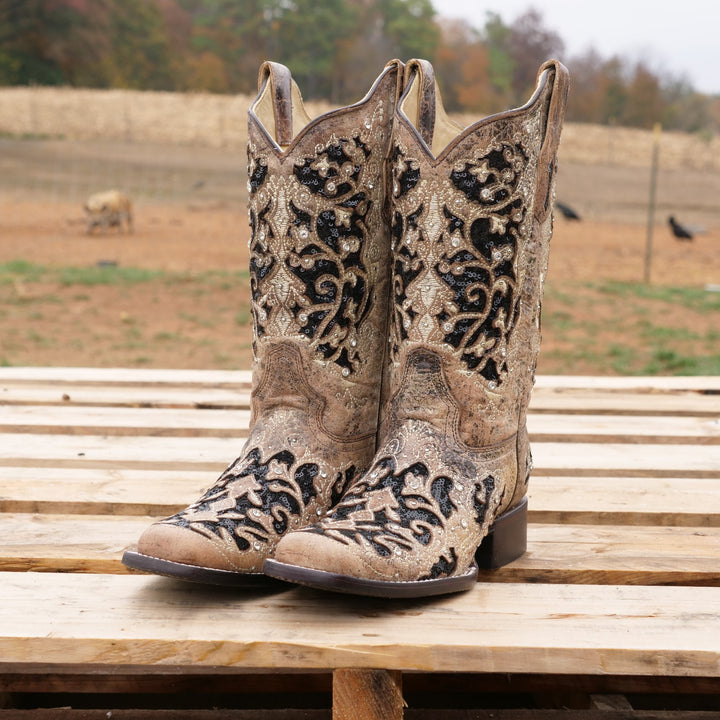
[272,60,569,588]
[133,60,403,576]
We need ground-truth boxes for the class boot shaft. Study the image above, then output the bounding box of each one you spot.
[246,60,402,441]
[383,59,569,449]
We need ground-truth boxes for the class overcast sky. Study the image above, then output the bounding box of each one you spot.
[431,0,720,95]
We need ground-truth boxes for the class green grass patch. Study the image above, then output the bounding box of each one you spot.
[0,260,249,289]
[153,331,183,342]
[642,349,720,375]
[606,343,637,374]
[594,280,720,313]
[58,266,166,286]
[235,309,252,326]
[543,283,578,307]
[0,260,48,283]
[179,312,216,328]
[636,320,701,343]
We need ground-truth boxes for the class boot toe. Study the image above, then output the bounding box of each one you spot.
[122,521,267,585]
[267,528,477,598]
[270,527,412,583]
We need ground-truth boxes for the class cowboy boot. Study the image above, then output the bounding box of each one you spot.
[122,59,402,584]
[265,58,569,597]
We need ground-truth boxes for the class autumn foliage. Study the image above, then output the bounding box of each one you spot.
[0,0,717,132]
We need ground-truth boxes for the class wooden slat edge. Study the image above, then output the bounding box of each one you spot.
[0,574,718,676]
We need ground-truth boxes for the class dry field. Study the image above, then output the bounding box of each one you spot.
[1,86,719,374]
[3,85,720,171]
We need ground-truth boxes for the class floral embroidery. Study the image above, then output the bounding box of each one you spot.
[389,140,534,386]
[247,107,386,376]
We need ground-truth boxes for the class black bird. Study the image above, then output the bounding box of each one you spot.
[556,201,581,220]
[668,216,693,241]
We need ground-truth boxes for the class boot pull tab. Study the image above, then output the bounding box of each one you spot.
[384,58,406,109]
[257,61,294,147]
[405,59,436,150]
[533,60,570,224]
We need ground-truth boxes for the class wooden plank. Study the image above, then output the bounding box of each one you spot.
[483,524,720,586]
[1,710,719,720]
[2,515,720,585]
[528,390,720,417]
[531,443,720,477]
[0,573,718,675]
[0,513,157,574]
[0,434,238,470]
[0,367,253,386]
[534,376,720,391]
[528,477,720,526]
[0,467,213,515]
[1,436,718,475]
[1,669,717,697]
[1,407,718,445]
[333,669,403,720]
[0,405,251,437]
[0,711,328,719]
[0,384,251,409]
[2,367,719,392]
[527,414,720,444]
[2,384,718,416]
[2,711,720,720]
[2,469,719,524]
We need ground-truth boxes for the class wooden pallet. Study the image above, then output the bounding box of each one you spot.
[1,368,719,719]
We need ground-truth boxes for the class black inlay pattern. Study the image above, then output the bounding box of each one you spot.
[169,447,319,551]
[248,135,375,374]
[307,456,456,558]
[473,475,496,527]
[390,139,530,384]
[419,547,459,580]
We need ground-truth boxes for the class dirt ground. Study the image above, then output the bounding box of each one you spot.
[2,196,719,279]
[1,171,719,374]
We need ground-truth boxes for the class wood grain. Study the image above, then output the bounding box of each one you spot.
[2,367,718,391]
[1,470,718,525]
[333,669,403,720]
[1,407,717,445]
[3,515,720,585]
[0,573,718,676]
[1,435,717,475]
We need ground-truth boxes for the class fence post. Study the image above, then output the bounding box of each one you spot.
[643,122,661,284]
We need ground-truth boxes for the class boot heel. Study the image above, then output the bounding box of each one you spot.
[475,497,527,569]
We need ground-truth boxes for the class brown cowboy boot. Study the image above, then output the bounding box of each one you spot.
[122,60,402,585]
[265,59,569,597]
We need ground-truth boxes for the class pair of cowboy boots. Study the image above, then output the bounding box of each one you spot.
[122,57,569,598]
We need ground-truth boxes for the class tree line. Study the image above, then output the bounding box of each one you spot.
[1,0,717,133]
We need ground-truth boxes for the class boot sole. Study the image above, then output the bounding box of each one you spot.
[121,550,274,588]
[263,498,528,598]
[263,558,478,598]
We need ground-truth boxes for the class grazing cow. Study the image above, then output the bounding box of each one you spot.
[84,190,133,235]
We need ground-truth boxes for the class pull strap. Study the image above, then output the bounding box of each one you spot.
[257,61,294,146]
[533,60,570,223]
[404,59,436,150]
